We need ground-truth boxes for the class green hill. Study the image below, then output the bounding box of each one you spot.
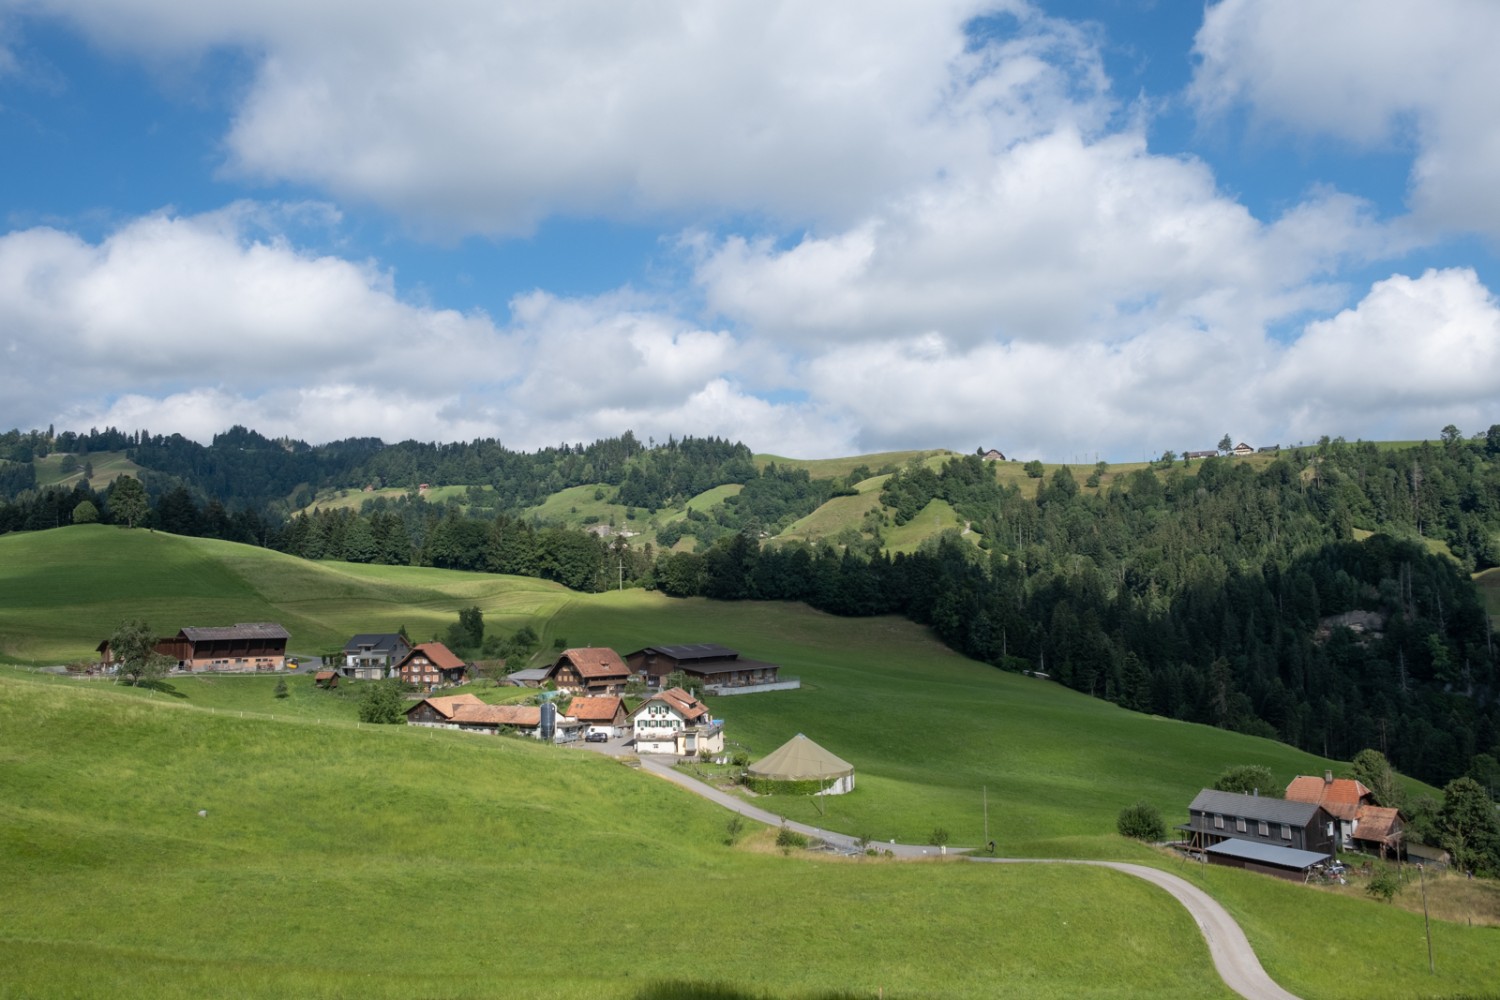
[2,529,1498,997]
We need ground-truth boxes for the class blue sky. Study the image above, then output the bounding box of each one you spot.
[3,0,1499,460]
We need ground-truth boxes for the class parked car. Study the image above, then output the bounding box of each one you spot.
[585,731,609,743]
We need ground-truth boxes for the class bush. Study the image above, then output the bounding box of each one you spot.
[274,678,289,699]
[776,826,809,853]
[1366,864,1404,903]
[928,827,950,847]
[723,815,745,846]
[358,680,408,724]
[1116,801,1165,842]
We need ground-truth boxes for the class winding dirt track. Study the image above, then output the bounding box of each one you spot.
[638,757,1300,1000]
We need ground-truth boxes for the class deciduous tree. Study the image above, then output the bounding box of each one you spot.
[109,476,149,528]
[108,619,171,686]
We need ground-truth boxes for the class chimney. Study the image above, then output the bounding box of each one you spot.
[1323,770,1333,784]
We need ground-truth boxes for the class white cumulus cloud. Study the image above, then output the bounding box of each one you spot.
[1192,0,1500,238]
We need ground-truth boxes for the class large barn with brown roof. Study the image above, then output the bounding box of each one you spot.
[394,642,469,692]
[97,622,290,673]
[545,647,630,695]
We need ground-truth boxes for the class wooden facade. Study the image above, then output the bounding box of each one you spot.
[624,643,781,690]
[1181,789,1335,858]
[394,642,468,693]
[545,648,630,695]
[98,622,289,673]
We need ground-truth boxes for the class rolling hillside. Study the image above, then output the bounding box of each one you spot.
[1,528,1498,997]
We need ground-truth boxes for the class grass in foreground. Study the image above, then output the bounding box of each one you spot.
[0,678,1231,999]
[3,529,1498,997]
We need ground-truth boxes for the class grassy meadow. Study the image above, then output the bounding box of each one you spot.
[32,449,144,489]
[2,527,1499,997]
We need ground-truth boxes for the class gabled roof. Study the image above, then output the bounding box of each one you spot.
[1353,805,1402,844]
[555,647,629,679]
[747,734,854,781]
[398,642,466,671]
[630,687,711,723]
[1188,789,1325,827]
[452,703,541,727]
[1285,776,1373,821]
[342,633,408,654]
[505,667,552,683]
[180,623,290,642]
[567,696,625,723]
[632,643,740,663]
[407,693,486,719]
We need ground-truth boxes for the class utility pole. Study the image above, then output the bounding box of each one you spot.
[1419,863,1434,974]
[983,785,989,843]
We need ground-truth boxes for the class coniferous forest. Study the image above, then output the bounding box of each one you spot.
[4,424,1500,802]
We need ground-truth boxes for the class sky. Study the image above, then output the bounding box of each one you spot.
[2,0,1499,462]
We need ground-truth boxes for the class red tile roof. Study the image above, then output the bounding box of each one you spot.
[452,703,542,727]
[557,647,629,679]
[1354,805,1403,845]
[399,642,467,672]
[631,687,710,724]
[1285,775,1373,821]
[567,696,624,722]
[415,693,486,719]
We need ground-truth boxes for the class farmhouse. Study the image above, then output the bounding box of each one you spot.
[1180,789,1335,859]
[98,622,290,673]
[624,643,788,694]
[394,642,469,692]
[1184,450,1219,460]
[980,448,1006,462]
[544,647,630,695]
[405,693,485,727]
[630,687,724,756]
[1232,442,1254,456]
[567,695,627,737]
[746,734,855,795]
[1285,771,1404,857]
[340,633,412,680]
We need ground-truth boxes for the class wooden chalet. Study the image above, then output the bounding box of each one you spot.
[980,448,1006,462]
[566,695,628,736]
[1285,771,1404,858]
[394,642,469,692]
[1180,789,1335,861]
[406,695,574,741]
[97,622,290,673]
[544,647,630,695]
[314,670,339,689]
[624,643,781,691]
[406,694,485,726]
[1232,442,1255,456]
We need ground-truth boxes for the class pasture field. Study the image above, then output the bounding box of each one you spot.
[0,677,1232,1000]
[882,498,975,554]
[2,528,1498,997]
[32,449,144,489]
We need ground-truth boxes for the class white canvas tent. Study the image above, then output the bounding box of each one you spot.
[747,733,855,795]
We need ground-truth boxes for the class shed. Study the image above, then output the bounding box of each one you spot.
[1204,839,1328,882]
[746,734,855,795]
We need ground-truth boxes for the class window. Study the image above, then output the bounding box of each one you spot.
[1281,824,1292,840]
[1213,814,1224,829]
[1236,818,1246,833]
[1258,821,1269,836]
